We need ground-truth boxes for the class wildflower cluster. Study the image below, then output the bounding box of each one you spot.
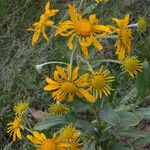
[7,101,28,141]
[6,1,148,149]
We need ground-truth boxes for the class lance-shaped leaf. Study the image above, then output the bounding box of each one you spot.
[118,111,141,127]
[135,107,150,120]
[99,103,120,126]
[34,116,68,131]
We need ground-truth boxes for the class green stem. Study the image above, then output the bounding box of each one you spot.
[35,61,67,71]
[77,55,94,71]
[101,31,116,39]
[93,59,122,64]
[51,25,58,29]
[79,0,84,10]
[103,35,118,39]
[93,103,101,126]
[70,40,78,76]
[24,126,33,134]
[70,49,75,67]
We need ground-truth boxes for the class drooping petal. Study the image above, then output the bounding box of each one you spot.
[79,36,93,47]
[68,33,77,49]
[68,93,74,101]
[78,88,95,103]
[16,129,22,139]
[81,46,89,60]
[42,26,49,41]
[32,30,40,45]
[93,38,103,50]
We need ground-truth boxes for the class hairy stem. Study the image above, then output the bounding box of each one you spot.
[94,59,122,64]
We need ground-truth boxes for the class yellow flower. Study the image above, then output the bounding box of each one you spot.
[49,103,70,116]
[59,124,82,150]
[44,64,95,103]
[112,14,131,60]
[7,115,24,141]
[27,131,69,150]
[55,5,111,59]
[59,124,80,142]
[138,17,146,33]
[27,2,59,45]
[89,66,115,99]
[14,101,28,115]
[123,56,143,78]
[95,0,110,3]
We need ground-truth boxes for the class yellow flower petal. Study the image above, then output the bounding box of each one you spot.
[42,26,49,41]
[78,88,95,103]
[32,30,40,45]
[81,46,89,59]
[89,14,98,24]
[68,33,77,49]
[45,2,50,12]
[44,85,60,91]
[72,66,79,81]
[93,38,103,50]
[45,20,54,26]
[124,14,130,27]
[67,64,71,80]
[68,4,78,22]
[56,66,67,79]
[45,77,58,85]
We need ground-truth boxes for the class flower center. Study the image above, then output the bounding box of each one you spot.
[124,58,137,72]
[91,75,106,89]
[61,82,76,93]
[76,19,92,36]
[61,128,74,140]
[41,139,56,150]
[138,17,146,32]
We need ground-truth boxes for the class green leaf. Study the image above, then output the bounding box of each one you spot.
[117,130,150,139]
[99,131,111,142]
[82,141,96,150]
[118,111,141,127]
[88,141,96,150]
[136,59,150,99]
[109,143,130,150]
[99,103,120,126]
[71,101,91,113]
[83,4,97,15]
[133,134,150,146]
[117,130,150,146]
[135,107,150,120]
[34,116,68,131]
[3,142,13,150]
[76,120,95,135]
